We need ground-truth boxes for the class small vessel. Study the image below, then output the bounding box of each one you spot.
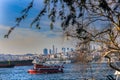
[0,60,14,68]
[0,60,33,66]
[28,58,64,74]
[0,64,15,68]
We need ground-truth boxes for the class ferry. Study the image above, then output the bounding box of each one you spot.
[28,58,64,74]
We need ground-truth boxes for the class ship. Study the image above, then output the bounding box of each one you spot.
[0,60,15,68]
[0,59,33,67]
[28,58,64,74]
[0,64,15,68]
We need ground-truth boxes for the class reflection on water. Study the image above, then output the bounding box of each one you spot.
[0,63,115,80]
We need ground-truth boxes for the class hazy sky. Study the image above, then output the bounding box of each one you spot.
[0,0,74,54]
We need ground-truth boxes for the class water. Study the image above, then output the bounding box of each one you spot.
[0,63,115,80]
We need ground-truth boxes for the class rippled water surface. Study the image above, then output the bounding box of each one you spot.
[0,63,115,80]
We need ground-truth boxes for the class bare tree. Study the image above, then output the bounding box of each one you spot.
[5,0,120,71]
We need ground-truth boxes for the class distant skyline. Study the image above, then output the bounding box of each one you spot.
[0,0,74,54]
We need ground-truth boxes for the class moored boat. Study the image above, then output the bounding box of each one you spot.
[0,60,15,68]
[0,60,33,66]
[0,64,15,68]
[28,58,64,74]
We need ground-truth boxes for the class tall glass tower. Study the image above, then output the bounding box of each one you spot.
[43,48,48,55]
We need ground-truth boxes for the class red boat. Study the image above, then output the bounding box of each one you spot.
[28,58,64,74]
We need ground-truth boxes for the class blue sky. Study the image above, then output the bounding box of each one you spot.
[1,0,47,28]
[0,0,74,54]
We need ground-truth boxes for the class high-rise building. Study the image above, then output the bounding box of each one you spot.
[53,45,55,54]
[49,49,52,54]
[43,48,48,55]
[55,48,57,54]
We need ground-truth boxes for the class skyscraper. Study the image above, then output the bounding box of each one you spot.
[53,45,55,54]
[55,48,57,54]
[43,48,48,55]
[49,49,52,54]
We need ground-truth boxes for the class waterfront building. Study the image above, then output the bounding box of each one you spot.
[62,47,66,53]
[67,48,69,52]
[71,48,74,52]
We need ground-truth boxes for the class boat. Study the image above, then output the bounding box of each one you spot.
[0,64,15,68]
[12,60,33,66]
[0,60,33,66]
[0,60,15,68]
[28,58,64,74]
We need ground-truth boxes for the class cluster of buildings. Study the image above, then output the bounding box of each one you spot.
[0,45,73,61]
[0,45,75,62]
[0,53,34,61]
[43,45,74,55]
[40,45,76,64]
